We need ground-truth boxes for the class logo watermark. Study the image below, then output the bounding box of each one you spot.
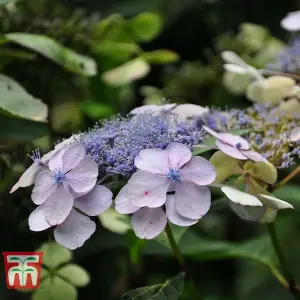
[2,252,43,289]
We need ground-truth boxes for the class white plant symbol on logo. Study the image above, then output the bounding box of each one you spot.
[7,255,40,286]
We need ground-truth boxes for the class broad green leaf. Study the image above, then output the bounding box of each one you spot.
[128,12,163,42]
[192,144,215,155]
[5,33,97,76]
[155,224,187,249]
[141,50,179,64]
[0,74,47,122]
[126,230,148,264]
[98,208,131,234]
[229,201,266,221]
[37,242,72,269]
[244,161,277,184]
[0,115,48,143]
[210,151,242,184]
[0,0,17,4]
[40,268,49,281]
[247,76,296,105]
[80,101,115,119]
[210,197,229,211]
[57,264,90,287]
[33,276,77,300]
[102,58,150,86]
[121,273,184,300]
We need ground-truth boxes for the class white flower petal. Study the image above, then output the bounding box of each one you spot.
[171,104,209,119]
[166,142,192,169]
[131,207,167,239]
[216,140,248,160]
[281,11,300,31]
[28,205,51,231]
[54,135,78,150]
[241,150,267,162]
[134,148,169,174]
[115,185,140,214]
[74,185,113,216]
[43,185,74,226]
[290,127,300,142]
[221,51,249,67]
[65,158,98,194]
[259,194,294,210]
[229,202,266,221]
[165,195,198,226]
[175,181,211,219]
[181,156,216,185]
[128,171,170,208]
[31,170,57,205]
[224,64,248,74]
[54,209,96,250]
[217,133,249,150]
[202,125,221,139]
[221,186,263,206]
[130,104,176,114]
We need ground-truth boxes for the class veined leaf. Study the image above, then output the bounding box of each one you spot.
[121,273,184,300]
[5,33,97,76]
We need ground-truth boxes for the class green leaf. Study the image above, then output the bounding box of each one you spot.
[192,144,215,156]
[141,50,179,64]
[33,276,77,300]
[210,151,242,184]
[0,0,17,4]
[244,161,277,184]
[40,268,49,281]
[80,100,115,119]
[37,242,72,269]
[57,264,90,287]
[155,224,187,249]
[11,268,22,272]
[121,273,184,300]
[98,208,131,234]
[9,257,21,261]
[24,268,35,272]
[0,115,48,143]
[0,74,47,122]
[126,230,148,264]
[128,12,163,42]
[5,33,97,76]
[273,185,300,210]
[102,58,150,86]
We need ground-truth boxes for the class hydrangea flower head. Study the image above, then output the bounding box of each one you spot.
[115,142,216,239]
[202,125,266,162]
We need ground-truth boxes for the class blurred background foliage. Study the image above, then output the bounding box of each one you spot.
[1,0,300,299]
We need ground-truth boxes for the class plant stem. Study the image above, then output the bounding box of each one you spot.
[274,165,300,190]
[266,223,300,298]
[165,223,187,272]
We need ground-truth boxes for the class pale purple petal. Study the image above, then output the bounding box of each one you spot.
[175,181,211,219]
[28,205,51,231]
[281,11,300,31]
[166,143,192,169]
[127,171,170,208]
[31,170,57,205]
[217,133,249,150]
[130,104,176,114]
[43,185,74,225]
[181,156,216,185]
[171,104,209,119]
[216,140,248,160]
[74,185,113,216]
[48,148,66,171]
[134,148,169,174]
[290,127,300,142]
[165,195,198,226]
[65,158,98,194]
[115,185,140,214]
[61,144,85,173]
[202,125,221,139]
[241,150,267,162]
[54,135,78,150]
[54,209,96,250]
[131,207,167,239]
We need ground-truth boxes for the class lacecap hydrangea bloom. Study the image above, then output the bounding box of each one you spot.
[115,142,216,239]
[11,143,113,250]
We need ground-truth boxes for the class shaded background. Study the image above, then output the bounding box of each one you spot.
[1,0,300,299]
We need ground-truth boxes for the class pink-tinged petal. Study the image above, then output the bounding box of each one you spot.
[281,11,300,31]
[28,205,51,231]
[241,150,267,162]
[31,170,57,205]
[43,185,74,226]
[202,125,221,139]
[175,182,211,219]
[217,133,249,150]
[134,148,169,174]
[61,144,85,173]
[165,195,198,226]
[65,158,98,194]
[166,143,192,169]
[216,140,248,160]
[54,209,96,250]
[131,207,167,239]
[74,185,113,216]
[127,171,170,208]
[181,156,216,185]
[115,185,140,214]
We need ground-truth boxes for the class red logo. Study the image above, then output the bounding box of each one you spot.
[2,252,43,289]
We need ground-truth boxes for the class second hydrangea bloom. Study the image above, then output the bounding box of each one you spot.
[115,142,216,239]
